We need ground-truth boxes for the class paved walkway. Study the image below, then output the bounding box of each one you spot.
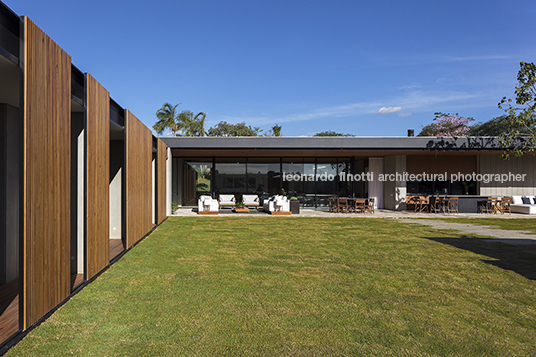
[173,207,536,245]
[401,219,536,245]
[173,207,535,219]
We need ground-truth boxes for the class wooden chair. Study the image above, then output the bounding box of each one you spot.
[337,198,348,213]
[430,197,444,213]
[354,198,366,213]
[446,197,458,214]
[482,197,498,214]
[364,198,375,214]
[499,197,512,215]
[416,196,429,212]
[328,197,336,213]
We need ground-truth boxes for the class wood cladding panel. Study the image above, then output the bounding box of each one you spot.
[406,155,477,176]
[125,111,152,248]
[23,17,71,329]
[85,74,110,279]
[157,139,167,224]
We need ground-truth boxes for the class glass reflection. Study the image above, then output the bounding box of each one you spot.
[183,160,212,206]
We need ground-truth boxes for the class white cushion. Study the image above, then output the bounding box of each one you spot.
[218,194,235,205]
[511,196,523,205]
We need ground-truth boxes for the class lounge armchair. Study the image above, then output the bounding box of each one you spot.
[198,196,219,215]
[263,195,291,215]
[242,194,260,208]
[218,194,235,209]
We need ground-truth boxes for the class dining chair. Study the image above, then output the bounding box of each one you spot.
[347,198,356,213]
[483,197,498,214]
[338,198,348,213]
[417,196,429,212]
[364,198,375,214]
[354,198,366,213]
[447,197,458,214]
[328,197,336,213]
[500,197,511,215]
[430,196,442,213]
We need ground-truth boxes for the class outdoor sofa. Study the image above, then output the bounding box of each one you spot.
[218,194,235,209]
[198,195,219,215]
[511,195,536,214]
[263,195,291,215]
[242,194,260,208]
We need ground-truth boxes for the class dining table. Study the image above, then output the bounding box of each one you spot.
[335,197,368,213]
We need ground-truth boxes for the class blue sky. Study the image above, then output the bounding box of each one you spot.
[7,0,536,136]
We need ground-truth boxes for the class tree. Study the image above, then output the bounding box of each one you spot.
[499,61,536,156]
[193,112,207,137]
[153,103,182,136]
[313,130,354,137]
[207,121,262,137]
[417,112,473,136]
[180,111,207,137]
[264,124,282,137]
[468,115,533,136]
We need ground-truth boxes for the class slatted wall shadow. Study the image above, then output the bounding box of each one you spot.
[22,17,71,329]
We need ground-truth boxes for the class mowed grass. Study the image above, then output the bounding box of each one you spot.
[7,217,536,356]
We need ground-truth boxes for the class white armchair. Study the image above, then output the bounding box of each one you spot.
[242,194,260,208]
[198,196,219,215]
[263,195,291,215]
[218,194,235,209]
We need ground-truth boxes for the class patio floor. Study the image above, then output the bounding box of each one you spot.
[173,207,536,219]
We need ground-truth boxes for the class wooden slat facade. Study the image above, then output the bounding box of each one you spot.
[157,139,167,224]
[125,111,152,249]
[22,17,71,329]
[85,74,110,279]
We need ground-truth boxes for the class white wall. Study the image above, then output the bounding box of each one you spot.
[109,141,123,239]
[369,157,384,209]
[166,147,172,216]
[383,155,406,210]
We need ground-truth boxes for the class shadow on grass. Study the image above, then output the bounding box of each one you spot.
[423,235,536,280]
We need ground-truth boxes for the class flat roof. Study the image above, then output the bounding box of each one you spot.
[161,136,502,152]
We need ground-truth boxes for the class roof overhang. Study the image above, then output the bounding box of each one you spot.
[161,136,503,152]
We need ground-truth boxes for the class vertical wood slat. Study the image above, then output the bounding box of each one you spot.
[125,111,152,249]
[157,139,167,224]
[85,74,110,279]
[23,17,71,329]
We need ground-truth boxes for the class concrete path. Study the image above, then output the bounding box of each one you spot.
[172,207,536,245]
[401,219,536,245]
[173,207,536,219]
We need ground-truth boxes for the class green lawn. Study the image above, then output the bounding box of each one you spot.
[7,217,536,356]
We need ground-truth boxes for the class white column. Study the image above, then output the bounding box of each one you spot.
[166,147,172,216]
[369,157,384,209]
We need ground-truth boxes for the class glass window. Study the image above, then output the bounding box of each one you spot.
[316,158,337,208]
[214,158,246,196]
[282,158,315,207]
[183,159,213,206]
[247,158,281,199]
[337,159,352,197]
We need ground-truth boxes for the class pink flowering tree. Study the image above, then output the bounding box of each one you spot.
[418,112,473,136]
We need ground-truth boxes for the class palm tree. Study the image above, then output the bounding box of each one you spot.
[153,103,182,136]
[180,111,207,136]
[193,112,207,137]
